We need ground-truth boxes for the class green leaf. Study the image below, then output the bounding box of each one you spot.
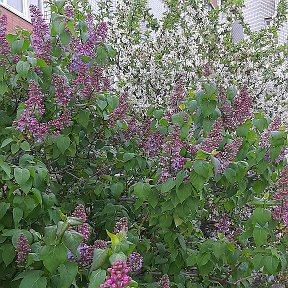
[193,160,211,179]
[0,160,11,178]
[88,269,106,288]
[77,110,90,128]
[1,243,16,266]
[19,270,47,288]
[14,167,30,186]
[1,138,13,148]
[106,230,120,246]
[0,202,10,220]
[253,227,268,246]
[110,182,124,198]
[90,249,109,271]
[16,61,30,76]
[56,135,70,154]
[123,153,135,162]
[31,188,43,206]
[270,131,286,146]
[171,112,184,126]
[176,183,192,203]
[107,95,119,109]
[60,31,71,46]
[13,207,23,228]
[53,19,66,34]
[43,226,57,245]
[109,252,127,264]
[252,208,271,226]
[59,262,78,288]
[20,141,31,151]
[97,100,107,111]
[37,59,48,67]
[42,244,67,273]
[11,39,24,54]
[134,182,151,202]
[161,178,176,193]
[263,256,280,274]
[63,230,83,257]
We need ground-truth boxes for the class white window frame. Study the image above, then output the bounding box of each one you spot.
[0,0,44,22]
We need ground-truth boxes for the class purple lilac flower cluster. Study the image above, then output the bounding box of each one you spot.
[160,129,188,181]
[100,260,132,288]
[159,274,170,288]
[53,74,72,107]
[68,240,107,268]
[272,166,288,225]
[14,80,48,142]
[114,217,129,234]
[0,15,10,64]
[71,63,110,98]
[216,137,243,172]
[215,214,230,233]
[127,252,143,272]
[203,63,213,77]
[49,110,72,136]
[64,5,75,19]
[200,118,223,153]
[72,204,90,241]
[15,234,31,265]
[215,214,241,239]
[108,93,129,127]
[221,88,252,130]
[138,119,164,157]
[30,5,52,63]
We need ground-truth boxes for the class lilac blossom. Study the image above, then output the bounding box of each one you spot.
[15,234,31,265]
[100,260,132,288]
[221,88,252,130]
[30,5,52,63]
[216,137,243,172]
[114,217,128,234]
[160,129,188,181]
[200,118,223,153]
[14,80,48,142]
[53,74,72,107]
[159,274,170,288]
[0,15,10,64]
[215,214,230,233]
[272,166,288,226]
[127,252,143,272]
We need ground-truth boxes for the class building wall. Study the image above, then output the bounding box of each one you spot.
[0,5,32,32]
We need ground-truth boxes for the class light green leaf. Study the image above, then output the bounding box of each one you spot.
[161,178,175,193]
[42,244,67,273]
[0,202,10,220]
[90,249,109,272]
[19,270,47,288]
[13,207,23,228]
[1,243,16,266]
[14,167,30,185]
[88,269,106,288]
[56,135,70,154]
[59,262,78,288]
[63,230,83,257]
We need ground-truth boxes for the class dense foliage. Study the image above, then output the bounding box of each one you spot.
[0,0,287,287]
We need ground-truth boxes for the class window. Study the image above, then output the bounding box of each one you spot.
[1,0,43,20]
[264,17,272,26]
[7,0,23,12]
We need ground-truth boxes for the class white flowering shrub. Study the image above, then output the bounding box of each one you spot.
[96,0,288,121]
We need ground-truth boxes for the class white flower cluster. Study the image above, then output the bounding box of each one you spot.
[96,0,288,121]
